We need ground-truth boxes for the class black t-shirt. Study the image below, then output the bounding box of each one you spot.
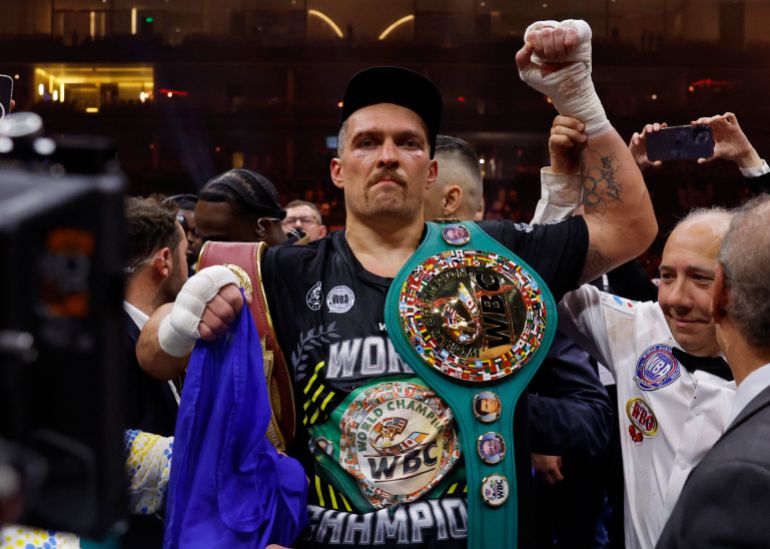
[262,218,588,548]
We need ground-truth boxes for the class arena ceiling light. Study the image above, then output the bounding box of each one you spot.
[378,15,415,41]
[307,9,344,39]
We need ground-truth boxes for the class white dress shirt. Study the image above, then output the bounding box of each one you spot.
[124,300,149,329]
[560,285,736,549]
[729,362,770,423]
[739,158,770,178]
[123,301,180,405]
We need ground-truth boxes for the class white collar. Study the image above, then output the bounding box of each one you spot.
[123,301,181,406]
[123,301,149,330]
[729,362,770,423]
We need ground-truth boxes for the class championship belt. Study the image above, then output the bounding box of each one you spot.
[197,241,296,451]
[384,221,557,549]
[310,375,462,512]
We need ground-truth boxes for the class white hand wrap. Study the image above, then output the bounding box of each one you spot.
[519,20,610,135]
[158,265,240,357]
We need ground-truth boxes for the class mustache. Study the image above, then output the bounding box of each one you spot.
[366,169,407,188]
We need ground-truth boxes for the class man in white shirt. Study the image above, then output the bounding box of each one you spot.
[656,194,770,548]
[536,116,743,549]
[558,211,736,549]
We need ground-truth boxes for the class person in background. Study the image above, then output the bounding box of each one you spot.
[195,169,288,247]
[656,194,770,548]
[123,196,188,436]
[282,199,328,242]
[423,134,485,221]
[424,132,612,549]
[165,193,202,274]
[123,196,188,547]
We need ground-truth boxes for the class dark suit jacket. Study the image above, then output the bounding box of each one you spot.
[656,382,770,548]
[123,310,179,437]
[529,331,613,458]
[123,310,180,548]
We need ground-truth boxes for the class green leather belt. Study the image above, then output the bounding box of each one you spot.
[385,221,557,549]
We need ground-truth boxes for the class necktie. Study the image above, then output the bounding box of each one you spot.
[671,347,733,381]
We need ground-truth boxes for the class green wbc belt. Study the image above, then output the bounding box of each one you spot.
[385,221,557,549]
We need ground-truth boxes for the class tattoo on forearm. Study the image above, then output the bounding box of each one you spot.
[582,153,623,214]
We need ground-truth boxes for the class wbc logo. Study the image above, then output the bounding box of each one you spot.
[338,380,460,509]
[398,250,549,383]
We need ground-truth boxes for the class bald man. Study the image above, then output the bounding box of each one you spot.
[423,135,485,221]
[537,117,738,548]
[657,194,770,548]
[564,210,738,549]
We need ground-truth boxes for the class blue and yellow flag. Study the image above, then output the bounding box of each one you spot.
[164,296,307,548]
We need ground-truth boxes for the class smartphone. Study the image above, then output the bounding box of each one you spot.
[0,74,12,118]
[646,124,714,162]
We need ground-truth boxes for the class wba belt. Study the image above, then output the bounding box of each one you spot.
[384,221,557,549]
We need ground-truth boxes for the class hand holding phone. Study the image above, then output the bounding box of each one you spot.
[691,112,761,167]
[629,122,668,170]
[646,124,715,162]
[0,75,13,119]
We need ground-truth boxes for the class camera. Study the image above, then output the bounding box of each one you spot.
[0,112,127,537]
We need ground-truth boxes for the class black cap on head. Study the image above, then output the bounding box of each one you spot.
[340,66,443,157]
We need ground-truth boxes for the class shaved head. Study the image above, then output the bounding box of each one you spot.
[672,208,732,241]
[666,209,733,266]
[424,135,484,221]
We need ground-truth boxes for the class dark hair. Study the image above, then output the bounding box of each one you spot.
[164,193,198,211]
[124,196,181,271]
[435,134,481,180]
[199,169,285,221]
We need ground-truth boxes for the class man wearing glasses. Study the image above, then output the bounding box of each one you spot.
[282,199,328,242]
